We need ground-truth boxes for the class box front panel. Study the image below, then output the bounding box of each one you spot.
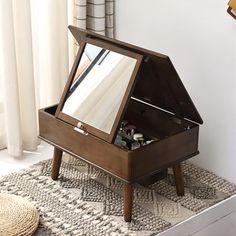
[39,108,131,181]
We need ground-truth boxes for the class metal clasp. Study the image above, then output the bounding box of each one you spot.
[74,122,88,135]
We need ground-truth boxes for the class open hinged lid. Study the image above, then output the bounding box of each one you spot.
[56,26,203,143]
[69,26,203,124]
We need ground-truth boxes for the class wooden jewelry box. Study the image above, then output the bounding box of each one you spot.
[39,26,203,222]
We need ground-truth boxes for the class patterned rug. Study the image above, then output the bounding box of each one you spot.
[0,155,236,236]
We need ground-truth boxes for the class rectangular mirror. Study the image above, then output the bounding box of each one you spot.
[56,38,142,142]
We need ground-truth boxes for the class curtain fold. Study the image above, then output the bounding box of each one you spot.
[73,0,114,55]
[74,0,114,36]
[31,0,69,108]
[0,93,5,149]
[0,0,23,155]
[0,0,70,157]
[13,0,38,152]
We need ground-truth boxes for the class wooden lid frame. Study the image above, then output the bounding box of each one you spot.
[55,37,143,143]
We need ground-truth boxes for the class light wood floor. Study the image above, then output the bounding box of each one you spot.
[0,141,52,176]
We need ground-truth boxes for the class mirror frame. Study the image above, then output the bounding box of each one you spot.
[55,37,143,143]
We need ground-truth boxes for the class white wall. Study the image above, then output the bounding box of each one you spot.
[115,0,236,183]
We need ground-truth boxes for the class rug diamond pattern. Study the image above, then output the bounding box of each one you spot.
[0,159,235,236]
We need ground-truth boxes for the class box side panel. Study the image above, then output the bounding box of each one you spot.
[39,109,130,181]
[129,126,199,181]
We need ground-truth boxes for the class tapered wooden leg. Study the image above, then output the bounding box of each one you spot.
[123,183,133,222]
[51,147,63,180]
[173,163,184,196]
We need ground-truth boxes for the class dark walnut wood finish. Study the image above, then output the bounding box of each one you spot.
[39,103,199,221]
[38,27,203,222]
[51,147,63,180]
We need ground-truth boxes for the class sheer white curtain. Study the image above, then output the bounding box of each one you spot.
[0,0,72,157]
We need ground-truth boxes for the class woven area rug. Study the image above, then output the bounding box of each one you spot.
[0,155,236,236]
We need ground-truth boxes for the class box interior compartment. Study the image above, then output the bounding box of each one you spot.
[44,105,58,116]
[114,98,198,150]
